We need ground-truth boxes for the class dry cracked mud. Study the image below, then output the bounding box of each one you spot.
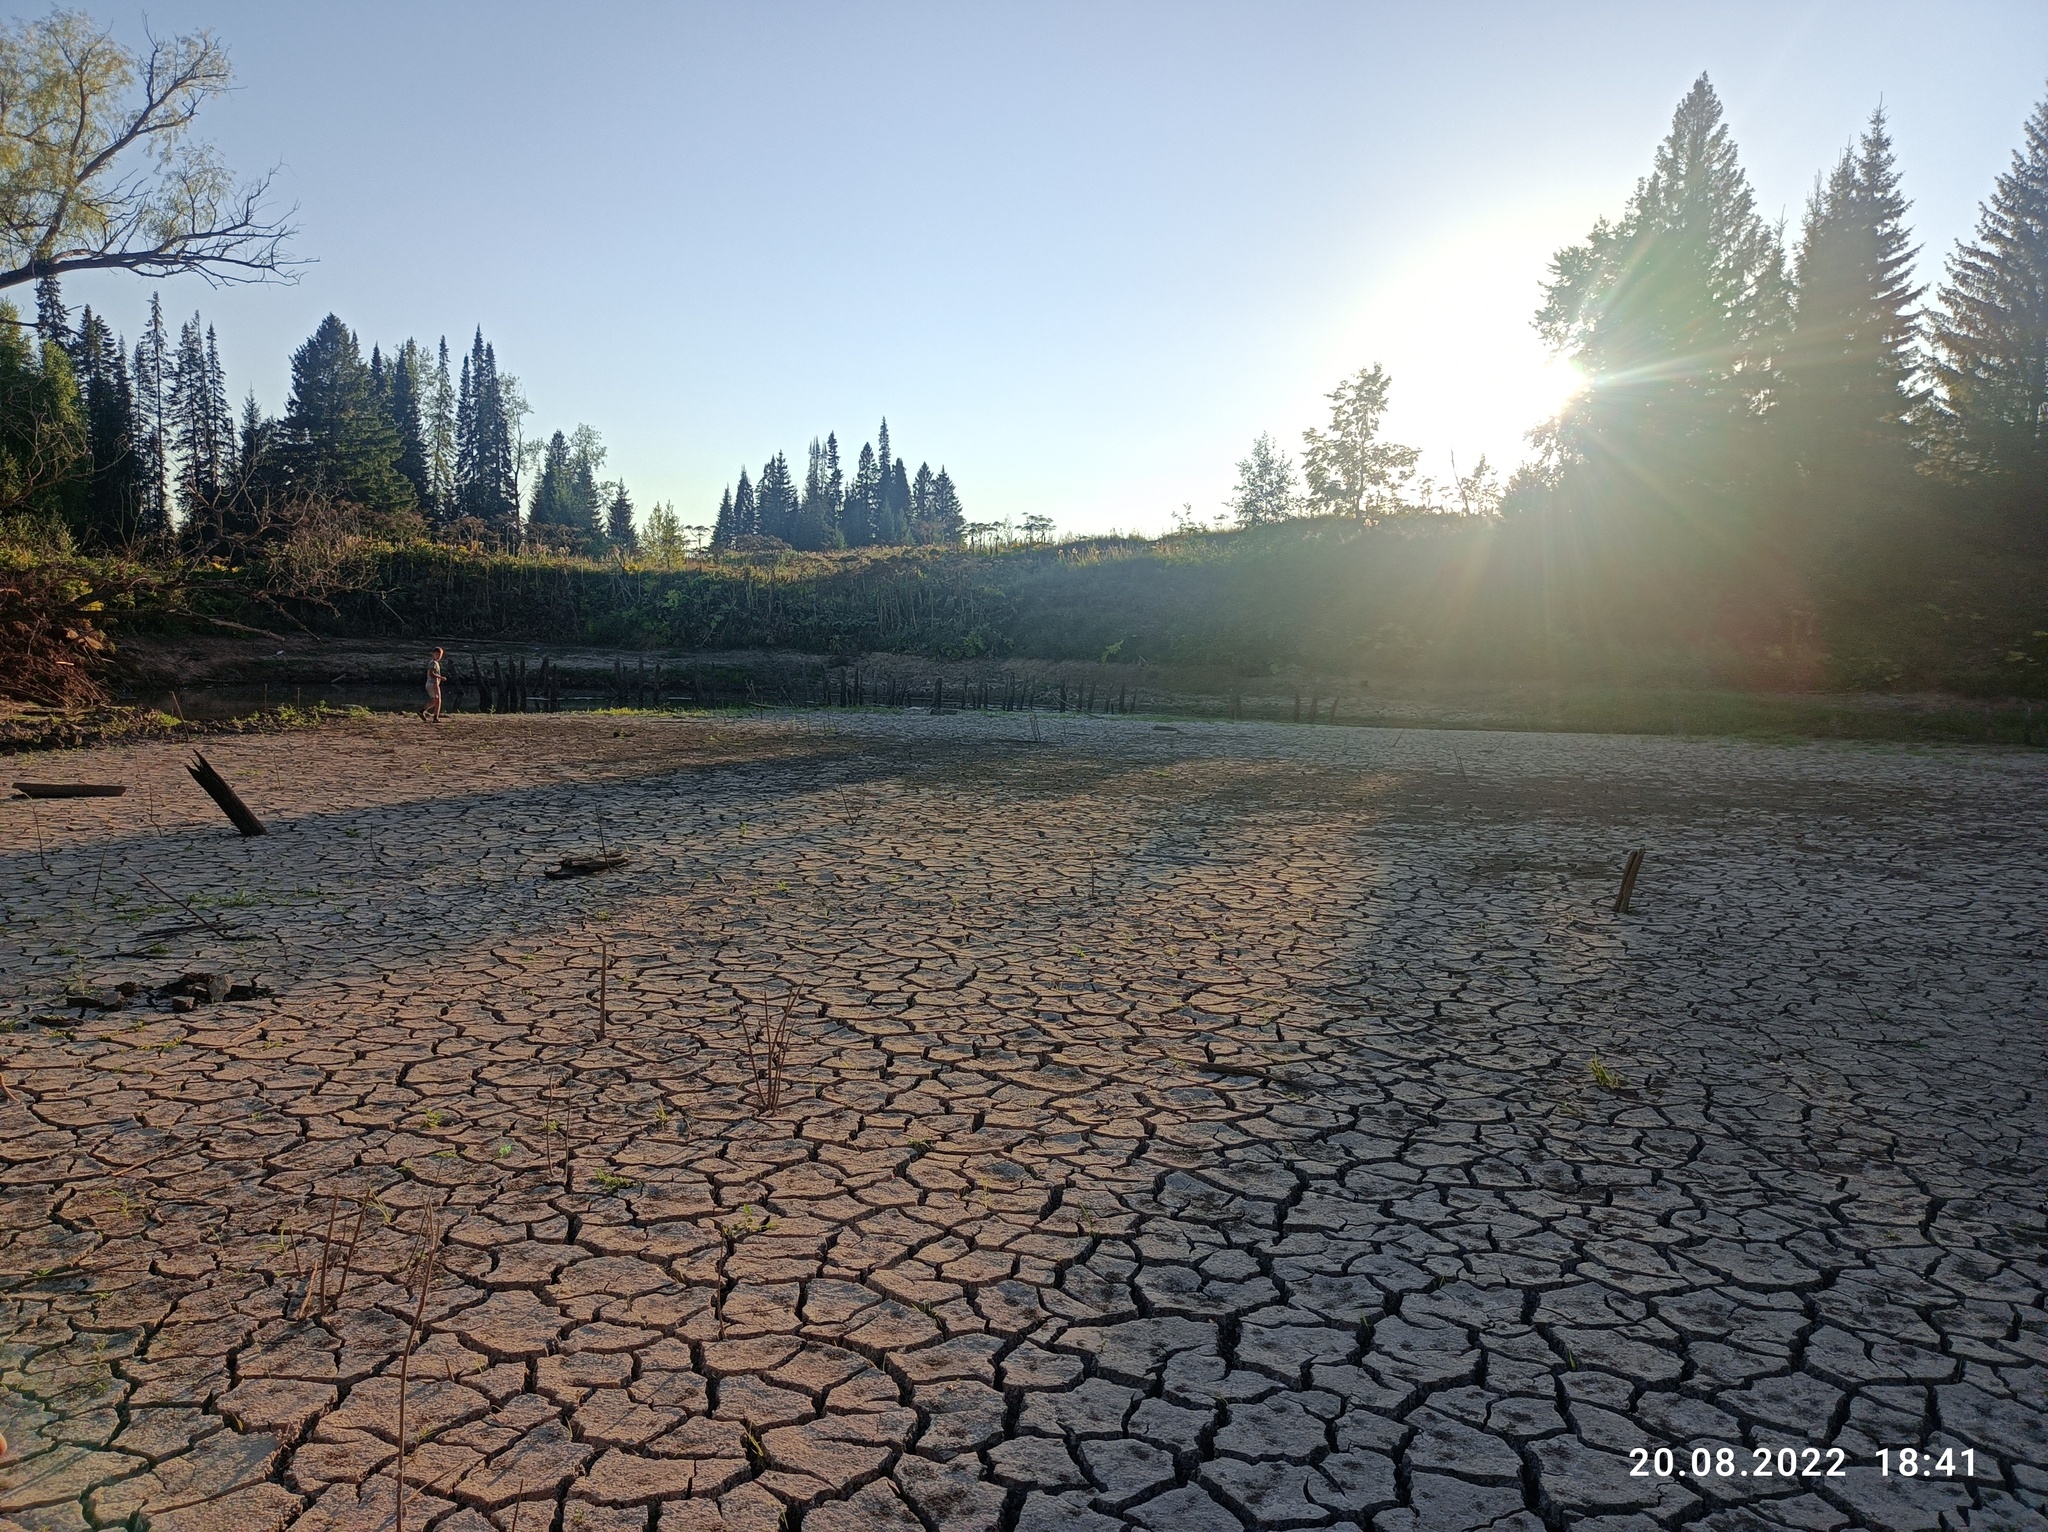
[1,710,2043,1532]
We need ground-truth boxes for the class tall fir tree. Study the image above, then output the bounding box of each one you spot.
[529,430,576,530]
[278,314,413,517]
[1785,107,1923,529]
[453,329,519,533]
[389,339,432,514]
[34,274,68,353]
[884,457,911,544]
[1928,88,2048,514]
[844,442,882,546]
[169,314,235,530]
[928,468,964,543]
[606,483,636,550]
[131,296,171,535]
[234,391,272,528]
[736,470,759,537]
[425,337,457,523]
[567,425,605,537]
[72,307,142,547]
[793,437,842,549]
[712,485,736,546]
[756,452,796,543]
[1536,74,1791,525]
[910,462,935,536]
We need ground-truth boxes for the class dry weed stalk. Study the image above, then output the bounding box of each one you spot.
[293,1192,367,1320]
[742,992,800,1114]
[394,1208,444,1532]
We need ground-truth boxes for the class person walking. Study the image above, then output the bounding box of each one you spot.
[420,646,445,722]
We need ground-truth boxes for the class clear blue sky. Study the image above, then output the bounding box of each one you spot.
[45,1,2048,537]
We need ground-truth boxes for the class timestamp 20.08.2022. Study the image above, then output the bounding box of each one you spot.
[1629,1446,1978,1480]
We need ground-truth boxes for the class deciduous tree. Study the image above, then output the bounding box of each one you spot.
[0,10,295,291]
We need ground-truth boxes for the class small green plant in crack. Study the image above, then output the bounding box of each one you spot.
[906,1138,932,1160]
[420,1109,451,1129]
[591,1170,638,1194]
[1587,1057,1624,1091]
[720,1205,772,1244]
[493,1142,516,1160]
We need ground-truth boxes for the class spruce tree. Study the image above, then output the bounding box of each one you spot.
[756,452,796,543]
[170,314,234,529]
[453,330,519,534]
[794,438,834,549]
[1537,74,1791,522]
[530,430,574,530]
[1784,109,1923,530]
[279,314,413,517]
[389,339,432,513]
[845,442,882,546]
[885,458,911,544]
[235,392,271,514]
[606,483,636,550]
[425,337,457,524]
[568,425,605,539]
[1928,88,2048,512]
[129,303,169,536]
[34,274,68,352]
[929,468,964,543]
[732,469,757,539]
[712,485,736,546]
[72,307,142,547]
[910,463,935,538]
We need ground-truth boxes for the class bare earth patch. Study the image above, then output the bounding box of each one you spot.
[2,711,2043,1532]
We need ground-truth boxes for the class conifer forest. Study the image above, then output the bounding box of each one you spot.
[3,61,2044,717]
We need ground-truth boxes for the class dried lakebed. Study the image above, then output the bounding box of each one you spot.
[1,711,2043,1532]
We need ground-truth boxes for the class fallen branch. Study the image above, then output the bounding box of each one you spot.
[134,869,235,939]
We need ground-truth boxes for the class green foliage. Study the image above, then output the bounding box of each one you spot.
[0,299,85,529]
[276,314,415,520]
[1928,90,2048,509]
[1230,432,1301,527]
[1538,75,1791,524]
[1301,365,1419,519]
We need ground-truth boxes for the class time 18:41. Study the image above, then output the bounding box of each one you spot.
[1878,1448,1975,1478]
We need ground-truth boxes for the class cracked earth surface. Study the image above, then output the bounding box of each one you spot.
[1,711,2044,1532]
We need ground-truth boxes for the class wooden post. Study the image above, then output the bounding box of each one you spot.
[187,752,266,836]
[1614,848,1645,914]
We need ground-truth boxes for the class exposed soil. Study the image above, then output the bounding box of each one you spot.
[2,711,2043,1532]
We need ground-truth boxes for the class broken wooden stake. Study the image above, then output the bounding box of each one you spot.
[1614,847,1645,913]
[187,752,267,836]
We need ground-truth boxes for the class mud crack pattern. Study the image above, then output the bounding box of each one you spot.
[1,712,2044,1532]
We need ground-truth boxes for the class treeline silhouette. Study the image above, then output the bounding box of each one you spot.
[6,74,2046,706]
[0,295,965,558]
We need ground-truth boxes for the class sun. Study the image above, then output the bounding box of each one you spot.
[1524,356,1586,424]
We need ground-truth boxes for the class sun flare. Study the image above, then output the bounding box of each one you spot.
[1525,356,1586,424]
